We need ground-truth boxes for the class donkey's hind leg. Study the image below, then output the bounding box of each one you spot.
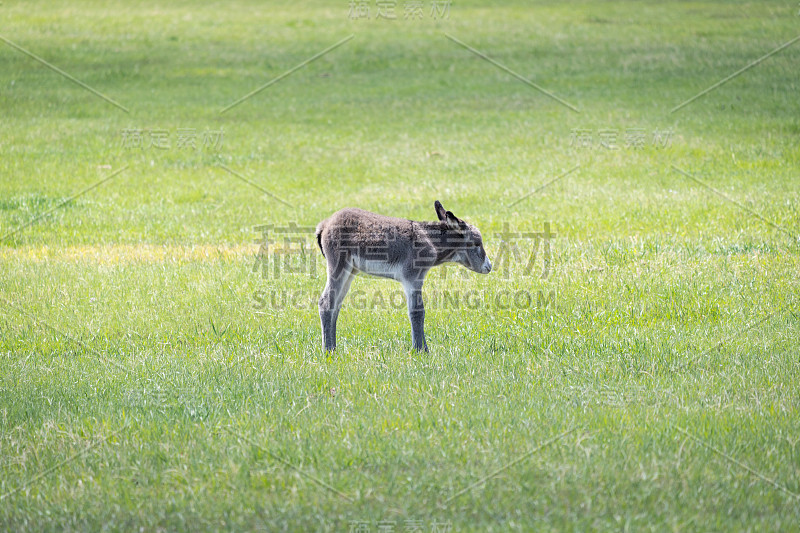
[329,267,355,347]
[319,260,355,352]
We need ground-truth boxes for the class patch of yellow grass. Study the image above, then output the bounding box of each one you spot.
[0,244,254,265]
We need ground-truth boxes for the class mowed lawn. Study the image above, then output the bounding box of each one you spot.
[1,0,799,530]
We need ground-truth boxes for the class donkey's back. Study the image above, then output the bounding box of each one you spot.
[316,208,418,272]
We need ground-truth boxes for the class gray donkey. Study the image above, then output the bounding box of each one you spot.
[315,201,492,352]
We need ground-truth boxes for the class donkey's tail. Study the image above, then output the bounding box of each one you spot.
[315,223,325,258]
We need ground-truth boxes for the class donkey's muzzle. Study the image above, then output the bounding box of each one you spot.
[481,256,492,274]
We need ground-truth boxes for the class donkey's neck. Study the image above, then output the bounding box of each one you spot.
[417,220,460,266]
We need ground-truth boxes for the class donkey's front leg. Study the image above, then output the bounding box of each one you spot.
[402,280,428,352]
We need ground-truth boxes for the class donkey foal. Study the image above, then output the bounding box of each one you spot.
[315,201,491,352]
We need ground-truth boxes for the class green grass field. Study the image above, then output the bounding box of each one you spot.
[1,0,799,530]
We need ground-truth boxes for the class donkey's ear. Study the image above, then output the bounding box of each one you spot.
[445,210,460,228]
[434,200,447,221]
